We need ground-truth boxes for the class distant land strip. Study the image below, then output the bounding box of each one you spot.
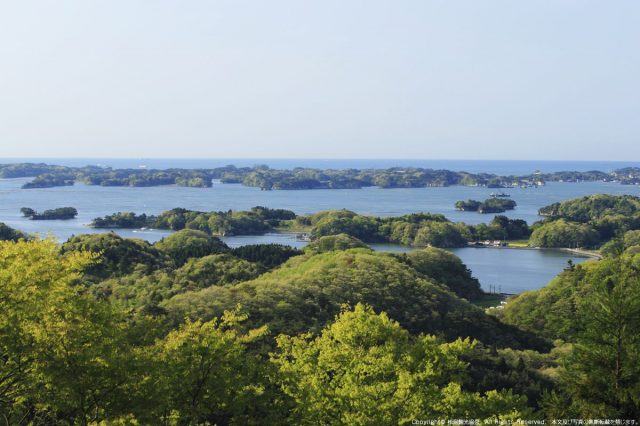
[1,162,639,190]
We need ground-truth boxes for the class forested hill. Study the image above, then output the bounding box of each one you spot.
[1,227,554,423]
[495,251,640,418]
[530,194,640,250]
[1,218,639,421]
[2,162,640,189]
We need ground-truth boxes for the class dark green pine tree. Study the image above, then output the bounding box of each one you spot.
[560,256,640,418]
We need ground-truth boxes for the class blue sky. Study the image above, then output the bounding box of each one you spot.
[0,1,638,160]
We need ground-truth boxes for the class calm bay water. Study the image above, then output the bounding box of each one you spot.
[1,178,638,238]
[219,236,588,294]
[1,158,636,293]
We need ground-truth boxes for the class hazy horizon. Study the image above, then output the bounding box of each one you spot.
[2,156,640,163]
[1,1,639,160]
[3,157,640,177]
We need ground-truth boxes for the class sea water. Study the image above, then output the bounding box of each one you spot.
[1,158,636,293]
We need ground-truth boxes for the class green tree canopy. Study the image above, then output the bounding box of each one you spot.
[61,232,167,277]
[0,239,136,424]
[0,222,27,241]
[154,229,229,266]
[529,220,599,248]
[403,247,483,300]
[163,249,548,350]
[304,233,370,253]
[146,309,272,425]
[272,304,531,424]
[231,243,303,269]
[557,253,640,418]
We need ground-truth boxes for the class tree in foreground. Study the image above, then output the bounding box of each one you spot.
[272,304,530,425]
[551,254,640,418]
[145,309,275,425]
[0,239,135,424]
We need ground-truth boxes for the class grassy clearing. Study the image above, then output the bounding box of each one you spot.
[505,239,530,247]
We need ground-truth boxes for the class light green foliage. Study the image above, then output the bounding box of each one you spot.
[91,207,289,236]
[0,239,135,424]
[272,304,530,424]
[600,238,624,257]
[497,262,595,340]
[382,213,469,248]
[146,309,272,425]
[304,233,370,253]
[173,254,263,288]
[7,214,640,421]
[625,245,640,255]
[206,210,271,236]
[154,229,229,266]
[529,219,600,248]
[535,195,640,247]
[623,229,640,250]
[163,249,548,350]
[61,232,167,277]
[305,210,473,248]
[387,221,419,245]
[403,247,483,300]
[0,239,278,424]
[599,229,640,257]
[539,194,640,223]
[499,254,640,418]
[413,221,470,248]
[309,210,383,242]
[94,253,263,313]
[472,215,530,241]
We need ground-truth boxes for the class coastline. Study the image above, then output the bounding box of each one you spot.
[466,243,601,259]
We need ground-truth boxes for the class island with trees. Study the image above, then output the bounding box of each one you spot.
[3,161,640,190]
[455,198,517,213]
[90,207,532,247]
[20,206,78,220]
[87,194,640,256]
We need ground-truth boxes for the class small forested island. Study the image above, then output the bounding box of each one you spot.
[90,207,531,247]
[455,198,517,213]
[90,206,295,236]
[3,161,640,190]
[90,194,640,254]
[22,173,75,189]
[20,206,78,220]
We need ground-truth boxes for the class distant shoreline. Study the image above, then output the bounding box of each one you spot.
[2,158,640,175]
[3,161,640,190]
[465,243,601,259]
